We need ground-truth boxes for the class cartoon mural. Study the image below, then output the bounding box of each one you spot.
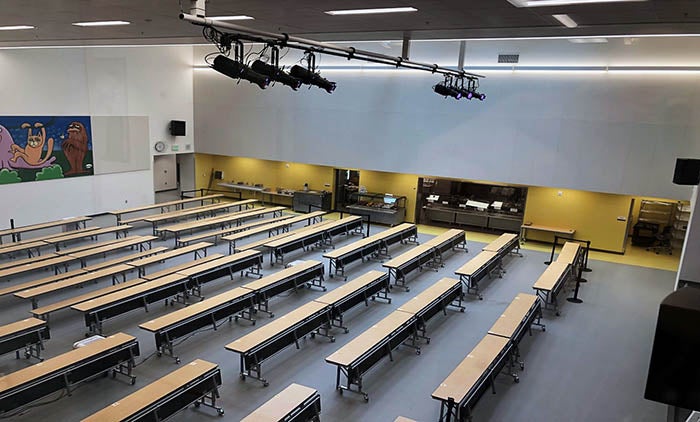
[0,116,93,184]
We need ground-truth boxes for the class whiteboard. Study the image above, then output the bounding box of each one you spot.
[91,116,150,174]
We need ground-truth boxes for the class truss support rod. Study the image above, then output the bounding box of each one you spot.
[179,13,484,79]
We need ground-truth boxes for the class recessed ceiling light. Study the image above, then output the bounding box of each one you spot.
[325,7,418,16]
[209,15,255,21]
[72,21,131,27]
[508,0,646,7]
[0,25,35,31]
[568,37,608,43]
[552,14,578,28]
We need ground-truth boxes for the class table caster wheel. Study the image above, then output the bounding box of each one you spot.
[240,374,246,381]
[520,364,525,370]
[555,312,561,316]
[112,370,117,379]
[157,352,162,357]
[363,395,369,403]
[252,321,256,326]
[514,377,520,383]
[371,297,375,301]
[427,339,431,344]
[194,402,201,408]
[131,378,136,385]
[310,333,316,339]
[330,337,336,343]
[344,328,349,334]
[460,308,465,313]
[479,297,483,300]
[542,327,546,332]
[416,350,421,355]
[234,317,239,322]
[175,358,181,364]
[263,381,269,387]
[217,408,225,416]
[338,389,343,396]
[388,299,392,304]
[270,314,275,318]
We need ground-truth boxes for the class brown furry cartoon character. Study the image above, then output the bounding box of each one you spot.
[62,121,88,175]
[10,122,54,166]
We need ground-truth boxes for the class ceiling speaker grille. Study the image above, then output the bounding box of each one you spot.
[498,54,520,63]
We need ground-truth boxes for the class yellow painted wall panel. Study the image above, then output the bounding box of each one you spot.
[359,170,419,223]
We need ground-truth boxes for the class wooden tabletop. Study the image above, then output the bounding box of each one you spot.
[143,200,258,223]
[56,236,131,256]
[160,207,279,233]
[264,217,360,249]
[241,260,321,291]
[314,270,386,306]
[71,273,188,312]
[240,383,318,422]
[0,227,100,247]
[483,233,518,252]
[15,264,135,299]
[0,216,91,237]
[431,334,510,403]
[0,252,59,271]
[325,310,414,367]
[0,255,74,278]
[0,269,87,297]
[557,242,580,264]
[521,224,575,235]
[324,223,415,259]
[0,317,46,339]
[126,242,213,268]
[454,251,498,277]
[395,417,418,422]
[32,278,149,317]
[226,301,328,354]
[140,287,253,332]
[0,333,135,392]
[532,261,570,291]
[83,247,168,272]
[0,240,50,254]
[397,278,461,315]
[382,244,434,269]
[233,221,331,251]
[65,236,157,260]
[487,293,538,339]
[44,225,132,244]
[141,254,223,280]
[175,250,260,277]
[82,359,218,422]
[423,229,464,248]
[108,195,223,215]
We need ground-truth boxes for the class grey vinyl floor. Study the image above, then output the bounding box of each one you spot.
[0,207,672,421]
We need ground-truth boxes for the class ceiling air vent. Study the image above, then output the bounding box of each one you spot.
[498,54,520,64]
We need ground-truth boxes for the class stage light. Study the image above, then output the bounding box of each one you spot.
[290,65,337,93]
[212,55,270,89]
[251,60,303,90]
[434,83,462,99]
[472,92,486,101]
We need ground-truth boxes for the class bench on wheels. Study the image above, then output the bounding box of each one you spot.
[0,240,51,260]
[44,225,133,252]
[240,260,325,317]
[0,318,50,362]
[240,383,321,422]
[229,218,331,254]
[483,233,521,257]
[14,264,136,309]
[488,293,545,371]
[176,213,295,248]
[226,301,333,386]
[326,277,464,401]
[108,194,223,224]
[264,216,364,266]
[0,333,140,416]
[454,251,503,300]
[0,216,91,244]
[314,270,392,334]
[323,223,417,280]
[161,206,286,245]
[72,251,264,335]
[532,260,573,316]
[81,359,224,421]
[383,229,467,292]
[144,199,258,236]
[431,334,518,422]
[124,241,212,277]
[63,235,158,268]
[0,254,78,282]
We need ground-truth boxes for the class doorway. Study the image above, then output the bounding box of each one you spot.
[334,169,360,211]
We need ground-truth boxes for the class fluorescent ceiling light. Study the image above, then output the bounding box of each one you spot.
[508,0,646,7]
[72,21,131,27]
[552,14,578,28]
[325,7,418,16]
[0,25,35,31]
[209,15,255,21]
[568,37,608,43]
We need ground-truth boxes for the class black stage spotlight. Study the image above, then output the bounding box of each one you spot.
[290,65,337,93]
[212,55,270,89]
[434,83,462,99]
[471,91,486,101]
[251,60,303,90]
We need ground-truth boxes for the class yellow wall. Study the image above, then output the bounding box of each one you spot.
[359,170,419,223]
[523,187,633,252]
[194,154,334,205]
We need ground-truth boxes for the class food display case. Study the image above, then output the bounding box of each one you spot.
[345,192,407,226]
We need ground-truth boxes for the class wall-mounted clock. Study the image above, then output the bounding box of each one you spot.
[154,141,166,153]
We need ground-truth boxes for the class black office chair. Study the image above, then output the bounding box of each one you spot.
[647,226,673,255]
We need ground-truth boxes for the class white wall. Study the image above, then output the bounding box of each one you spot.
[0,45,194,226]
[193,38,700,200]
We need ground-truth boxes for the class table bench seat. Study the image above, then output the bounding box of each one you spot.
[0,318,49,362]
[240,383,320,422]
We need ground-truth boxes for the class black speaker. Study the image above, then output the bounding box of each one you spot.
[673,158,700,185]
[169,120,186,137]
[644,286,700,409]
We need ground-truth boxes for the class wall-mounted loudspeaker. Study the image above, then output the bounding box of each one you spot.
[644,286,700,410]
[169,120,186,137]
[673,158,700,185]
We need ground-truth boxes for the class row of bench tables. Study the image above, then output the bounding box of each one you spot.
[532,241,583,316]
[455,233,521,299]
